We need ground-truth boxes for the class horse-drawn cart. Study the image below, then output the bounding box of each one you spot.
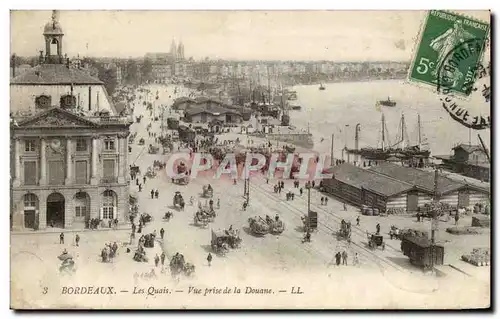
[211,230,230,256]
[202,184,214,198]
[301,210,318,232]
[148,144,159,154]
[173,191,185,210]
[367,232,385,250]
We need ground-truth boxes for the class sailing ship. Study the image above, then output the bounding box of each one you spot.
[346,113,430,160]
[377,97,396,107]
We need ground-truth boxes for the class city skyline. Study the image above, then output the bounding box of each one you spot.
[12,10,490,62]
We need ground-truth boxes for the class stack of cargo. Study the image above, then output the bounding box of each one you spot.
[461,248,490,266]
[400,228,429,239]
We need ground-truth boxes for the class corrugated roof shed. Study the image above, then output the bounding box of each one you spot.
[325,163,415,197]
[369,162,465,194]
[10,64,103,85]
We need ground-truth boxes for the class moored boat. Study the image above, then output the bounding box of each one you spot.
[377,97,396,107]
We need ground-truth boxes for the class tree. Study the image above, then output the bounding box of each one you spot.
[125,59,138,85]
[140,57,153,82]
[97,66,118,96]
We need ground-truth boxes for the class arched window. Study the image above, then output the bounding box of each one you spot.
[50,38,59,55]
[60,94,76,109]
[35,95,52,109]
[101,190,117,220]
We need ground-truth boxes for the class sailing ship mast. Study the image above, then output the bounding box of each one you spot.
[418,113,422,149]
[401,113,407,149]
[381,113,386,151]
[267,65,271,104]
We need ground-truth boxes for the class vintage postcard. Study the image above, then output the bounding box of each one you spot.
[10,10,491,309]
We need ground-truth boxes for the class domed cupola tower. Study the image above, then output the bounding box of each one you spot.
[43,10,64,64]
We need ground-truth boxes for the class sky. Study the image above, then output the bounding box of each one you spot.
[9,10,489,61]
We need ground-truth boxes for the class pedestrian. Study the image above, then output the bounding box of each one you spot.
[59,232,64,244]
[217,198,220,209]
[376,223,381,235]
[278,187,282,194]
[342,250,348,265]
[325,197,328,206]
[321,197,324,205]
[155,190,159,199]
[136,178,139,186]
[343,202,347,211]
[207,252,213,267]
[75,234,80,247]
[151,189,154,199]
[154,254,160,267]
[312,181,315,188]
[353,253,359,266]
[160,252,166,266]
[143,176,147,185]
[160,228,165,239]
[138,184,142,192]
[356,216,360,226]
[455,212,460,225]
[335,252,341,266]
[300,188,303,196]
[209,199,214,210]
[417,212,421,222]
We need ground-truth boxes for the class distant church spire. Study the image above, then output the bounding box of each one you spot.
[170,39,177,61]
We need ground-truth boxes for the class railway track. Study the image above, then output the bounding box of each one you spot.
[247,180,405,273]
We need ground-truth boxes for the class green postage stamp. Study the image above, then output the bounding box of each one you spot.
[409,10,490,96]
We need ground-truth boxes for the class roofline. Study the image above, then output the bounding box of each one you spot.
[10,81,104,86]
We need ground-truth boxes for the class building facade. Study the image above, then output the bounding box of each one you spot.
[10,11,132,231]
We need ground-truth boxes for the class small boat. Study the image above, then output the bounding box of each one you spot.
[290,102,302,111]
[378,97,396,107]
[319,84,326,91]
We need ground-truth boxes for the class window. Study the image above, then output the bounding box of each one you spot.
[76,139,88,152]
[103,160,115,179]
[24,193,38,208]
[23,161,37,185]
[75,206,87,217]
[25,140,36,152]
[102,190,116,220]
[75,160,88,184]
[60,94,76,109]
[74,192,88,218]
[102,206,114,219]
[35,95,51,109]
[104,139,115,151]
[48,160,65,185]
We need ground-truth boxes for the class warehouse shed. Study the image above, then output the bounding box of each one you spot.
[368,162,490,209]
[322,163,420,213]
[322,162,490,214]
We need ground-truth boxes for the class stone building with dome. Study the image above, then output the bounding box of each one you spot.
[10,11,133,231]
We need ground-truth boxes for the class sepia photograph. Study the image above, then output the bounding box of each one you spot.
[9,9,491,309]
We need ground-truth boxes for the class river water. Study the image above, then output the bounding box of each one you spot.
[289,80,491,157]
